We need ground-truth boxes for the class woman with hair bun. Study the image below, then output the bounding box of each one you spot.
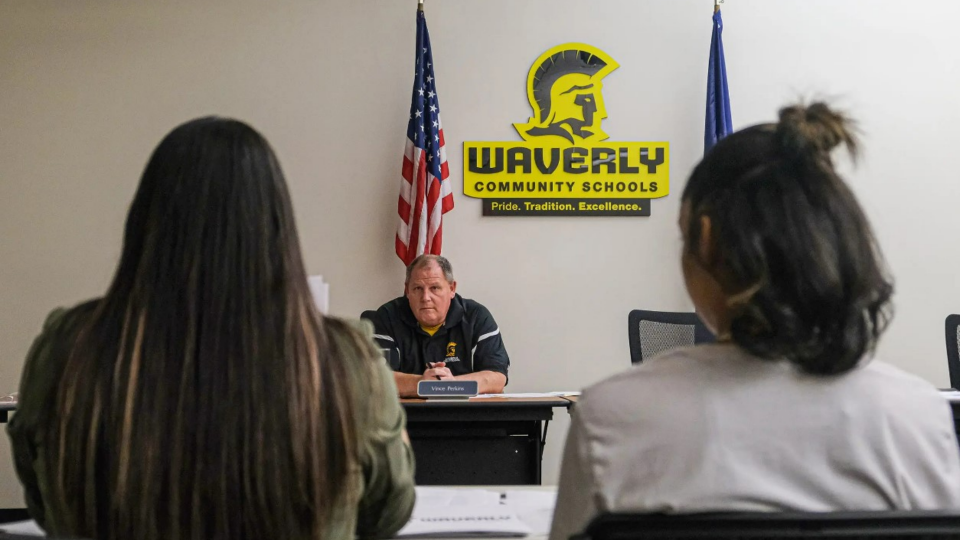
[549,102,960,540]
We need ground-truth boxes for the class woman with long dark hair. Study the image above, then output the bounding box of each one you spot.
[549,102,960,540]
[8,118,415,540]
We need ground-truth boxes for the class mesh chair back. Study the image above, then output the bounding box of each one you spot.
[947,314,960,389]
[638,321,694,360]
[628,310,714,365]
[575,511,960,540]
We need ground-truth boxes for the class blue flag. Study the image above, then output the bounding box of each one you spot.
[704,9,733,154]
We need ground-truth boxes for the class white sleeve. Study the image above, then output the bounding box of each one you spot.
[901,397,960,509]
[549,406,599,540]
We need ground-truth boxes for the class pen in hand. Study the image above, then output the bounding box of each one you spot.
[428,362,447,380]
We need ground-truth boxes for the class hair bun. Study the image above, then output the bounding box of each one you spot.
[776,102,859,163]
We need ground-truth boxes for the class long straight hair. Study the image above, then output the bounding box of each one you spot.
[45,118,375,540]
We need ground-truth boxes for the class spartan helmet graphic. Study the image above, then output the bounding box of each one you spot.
[514,44,619,144]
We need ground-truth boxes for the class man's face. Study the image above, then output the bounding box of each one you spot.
[405,262,457,328]
[549,74,607,135]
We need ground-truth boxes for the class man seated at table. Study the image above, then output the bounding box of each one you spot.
[363,254,509,398]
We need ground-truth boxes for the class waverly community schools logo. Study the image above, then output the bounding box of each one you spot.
[464,43,669,217]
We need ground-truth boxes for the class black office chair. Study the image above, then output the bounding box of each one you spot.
[628,310,714,364]
[361,310,402,369]
[946,314,960,390]
[573,511,960,540]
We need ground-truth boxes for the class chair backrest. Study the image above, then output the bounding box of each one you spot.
[947,314,960,389]
[574,511,960,540]
[360,310,401,368]
[627,310,714,364]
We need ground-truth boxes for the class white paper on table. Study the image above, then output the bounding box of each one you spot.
[474,392,581,399]
[501,490,558,536]
[502,490,557,507]
[398,487,554,538]
[396,505,531,538]
[307,275,330,314]
[940,390,960,403]
[0,519,45,536]
[412,487,502,511]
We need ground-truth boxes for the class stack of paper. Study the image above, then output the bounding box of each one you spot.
[501,490,558,536]
[940,389,960,403]
[0,490,559,539]
[0,520,44,536]
[474,392,581,399]
[395,487,562,538]
[411,487,502,508]
[397,505,532,538]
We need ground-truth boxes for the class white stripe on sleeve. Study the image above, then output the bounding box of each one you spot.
[477,328,500,343]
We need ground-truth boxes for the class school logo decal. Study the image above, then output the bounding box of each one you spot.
[445,341,460,363]
[464,43,670,217]
[514,45,618,144]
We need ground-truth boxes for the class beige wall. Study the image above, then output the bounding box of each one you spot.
[2,0,959,508]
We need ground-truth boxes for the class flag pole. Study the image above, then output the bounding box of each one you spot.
[714,0,722,14]
[419,0,424,12]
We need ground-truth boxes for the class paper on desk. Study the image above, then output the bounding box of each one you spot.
[396,505,531,538]
[400,488,528,538]
[0,392,18,404]
[502,490,557,507]
[941,390,960,403]
[0,519,45,536]
[474,392,581,399]
[399,487,555,538]
[413,487,501,510]
[502,490,557,536]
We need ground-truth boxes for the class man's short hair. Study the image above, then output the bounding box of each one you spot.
[405,254,455,284]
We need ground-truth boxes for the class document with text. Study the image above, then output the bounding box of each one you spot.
[395,487,556,538]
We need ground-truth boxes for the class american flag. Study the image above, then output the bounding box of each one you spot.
[396,6,453,266]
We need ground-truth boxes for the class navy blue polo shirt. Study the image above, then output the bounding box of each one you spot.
[363,294,509,379]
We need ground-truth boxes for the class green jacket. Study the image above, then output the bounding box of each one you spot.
[7,303,416,539]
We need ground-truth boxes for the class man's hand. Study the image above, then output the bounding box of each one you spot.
[446,370,507,394]
[423,362,454,380]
